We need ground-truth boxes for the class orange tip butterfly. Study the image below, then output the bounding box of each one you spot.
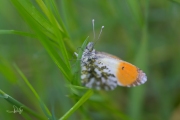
[75,19,147,91]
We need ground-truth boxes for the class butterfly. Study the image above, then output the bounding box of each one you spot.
[76,20,147,91]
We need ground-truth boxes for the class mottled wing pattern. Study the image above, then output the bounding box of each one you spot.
[79,42,147,90]
[81,58,118,91]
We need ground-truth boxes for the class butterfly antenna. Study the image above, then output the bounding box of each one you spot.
[91,19,104,45]
[92,19,95,40]
[94,25,104,45]
[97,26,104,40]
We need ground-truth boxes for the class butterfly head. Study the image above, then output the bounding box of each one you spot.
[82,42,96,63]
[86,42,94,52]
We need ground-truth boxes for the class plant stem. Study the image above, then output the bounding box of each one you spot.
[59,90,93,120]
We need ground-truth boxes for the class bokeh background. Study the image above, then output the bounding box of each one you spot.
[0,0,180,120]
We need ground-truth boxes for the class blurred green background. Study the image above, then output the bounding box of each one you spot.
[0,0,180,120]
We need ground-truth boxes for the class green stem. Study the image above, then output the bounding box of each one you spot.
[59,90,93,120]
[0,89,46,120]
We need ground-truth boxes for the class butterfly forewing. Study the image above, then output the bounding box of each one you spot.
[81,57,118,90]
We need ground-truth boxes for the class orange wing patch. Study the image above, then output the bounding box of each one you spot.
[116,62,138,86]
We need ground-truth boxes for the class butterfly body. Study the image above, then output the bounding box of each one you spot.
[80,42,147,90]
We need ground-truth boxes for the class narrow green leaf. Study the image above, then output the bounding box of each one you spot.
[0,89,46,120]
[66,85,88,90]
[0,57,17,83]
[44,1,71,69]
[14,64,52,118]
[72,36,89,85]
[0,30,36,38]
[11,0,54,34]
[56,29,71,69]
[35,0,64,33]
[38,36,72,81]
[10,0,74,71]
[49,0,68,35]
[49,0,76,54]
